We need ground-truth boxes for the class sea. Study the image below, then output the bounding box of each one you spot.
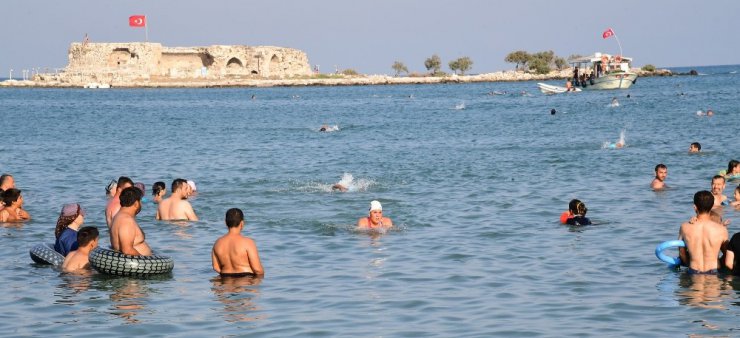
[1,64,739,337]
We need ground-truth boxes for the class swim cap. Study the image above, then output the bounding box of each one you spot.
[187,180,197,192]
[369,200,382,212]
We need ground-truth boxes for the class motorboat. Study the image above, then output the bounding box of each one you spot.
[569,53,637,90]
[537,82,582,94]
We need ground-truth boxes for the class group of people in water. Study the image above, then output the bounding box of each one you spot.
[0,173,393,277]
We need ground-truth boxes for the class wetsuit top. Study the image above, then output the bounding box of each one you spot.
[728,233,740,275]
[566,216,592,226]
[54,228,79,256]
[366,217,384,229]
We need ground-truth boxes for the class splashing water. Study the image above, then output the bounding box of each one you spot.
[602,129,626,149]
[454,102,466,110]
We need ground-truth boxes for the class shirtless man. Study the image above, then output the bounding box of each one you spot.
[711,175,728,207]
[211,208,264,277]
[156,178,198,221]
[357,200,393,230]
[651,164,668,190]
[105,176,134,228]
[678,190,728,274]
[0,188,31,222]
[62,226,99,273]
[110,187,151,256]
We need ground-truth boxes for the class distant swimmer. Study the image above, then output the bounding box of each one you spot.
[678,190,727,274]
[357,200,393,231]
[604,130,626,149]
[0,188,30,222]
[319,125,339,132]
[550,108,556,115]
[706,109,714,116]
[689,142,702,153]
[251,95,256,100]
[212,208,264,277]
[106,176,134,228]
[610,97,620,107]
[651,163,668,190]
[62,226,99,273]
[331,173,367,192]
[156,178,198,221]
[110,187,151,256]
[710,175,728,207]
[560,199,592,225]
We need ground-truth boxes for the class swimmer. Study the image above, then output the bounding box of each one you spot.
[689,142,701,153]
[563,199,591,225]
[651,163,668,190]
[211,208,264,277]
[319,125,339,132]
[0,188,30,222]
[696,110,704,116]
[604,130,626,149]
[331,173,362,192]
[732,185,740,208]
[156,178,198,221]
[110,187,151,256]
[106,176,134,228]
[357,200,393,230]
[62,226,99,273]
[706,109,714,116]
[724,160,740,179]
[550,108,556,115]
[711,175,728,207]
[610,97,620,107]
[54,203,86,256]
[152,181,166,203]
[678,190,727,274]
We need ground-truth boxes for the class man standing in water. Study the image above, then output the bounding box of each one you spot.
[651,164,668,190]
[711,175,728,207]
[110,187,151,256]
[679,190,727,274]
[357,200,393,230]
[157,178,198,221]
[106,176,134,228]
[212,208,264,277]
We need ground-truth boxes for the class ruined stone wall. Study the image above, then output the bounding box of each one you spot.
[60,42,311,84]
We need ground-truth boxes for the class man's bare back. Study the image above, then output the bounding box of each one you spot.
[212,234,263,275]
[111,210,152,256]
[679,216,727,272]
[157,197,197,221]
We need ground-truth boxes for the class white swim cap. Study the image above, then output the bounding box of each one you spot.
[369,200,382,212]
[187,180,197,192]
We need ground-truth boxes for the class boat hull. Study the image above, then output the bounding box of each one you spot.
[586,73,637,90]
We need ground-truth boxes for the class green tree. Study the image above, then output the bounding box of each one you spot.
[424,54,442,74]
[449,59,459,74]
[554,57,568,70]
[456,57,473,75]
[392,61,409,76]
[528,58,551,74]
[505,50,530,70]
[641,64,656,72]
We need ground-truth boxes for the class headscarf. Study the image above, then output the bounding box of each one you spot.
[55,203,85,238]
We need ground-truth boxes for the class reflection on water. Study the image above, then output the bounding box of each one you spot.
[109,278,148,324]
[676,273,732,310]
[211,275,263,323]
[55,271,94,305]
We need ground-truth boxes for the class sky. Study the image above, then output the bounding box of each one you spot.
[1,0,739,75]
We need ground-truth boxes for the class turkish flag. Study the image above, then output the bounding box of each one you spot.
[129,15,146,27]
[602,28,614,39]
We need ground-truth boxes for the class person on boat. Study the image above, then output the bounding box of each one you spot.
[0,188,30,222]
[357,200,393,231]
[211,208,264,277]
[156,178,198,221]
[689,142,701,153]
[711,175,728,207]
[110,187,151,256]
[62,226,99,273]
[560,199,592,225]
[651,164,668,190]
[152,181,166,203]
[54,203,86,256]
[679,190,727,274]
[106,176,134,228]
[724,160,740,179]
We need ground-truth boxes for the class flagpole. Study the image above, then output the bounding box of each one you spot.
[613,30,623,57]
[145,16,149,42]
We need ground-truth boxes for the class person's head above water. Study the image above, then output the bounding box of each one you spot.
[171,178,188,194]
[76,226,99,248]
[225,208,244,228]
[152,181,165,196]
[1,188,22,208]
[711,175,726,195]
[0,174,15,191]
[119,186,142,208]
[727,160,740,175]
[55,203,85,239]
[694,190,715,214]
[654,164,668,181]
[116,176,134,194]
[689,142,701,153]
[369,200,382,212]
[568,199,588,216]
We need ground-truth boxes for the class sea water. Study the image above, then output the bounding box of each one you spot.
[1,65,740,336]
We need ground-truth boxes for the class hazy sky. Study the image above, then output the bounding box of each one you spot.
[2,0,739,75]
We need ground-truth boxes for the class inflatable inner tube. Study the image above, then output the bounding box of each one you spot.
[655,240,685,266]
[30,243,65,266]
[89,247,174,277]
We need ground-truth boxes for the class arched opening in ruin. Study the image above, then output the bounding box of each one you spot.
[251,70,258,75]
[108,48,133,67]
[227,57,243,68]
[269,55,280,76]
[200,53,215,67]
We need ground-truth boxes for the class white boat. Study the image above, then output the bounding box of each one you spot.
[537,82,582,94]
[83,82,111,89]
[569,53,637,90]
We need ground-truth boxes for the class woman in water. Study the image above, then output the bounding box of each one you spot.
[54,203,86,256]
[357,200,393,231]
[561,199,592,226]
[152,181,166,203]
[724,160,740,179]
[0,189,30,222]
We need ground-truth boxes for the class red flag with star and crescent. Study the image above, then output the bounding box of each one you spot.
[602,28,614,39]
[129,15,146,27]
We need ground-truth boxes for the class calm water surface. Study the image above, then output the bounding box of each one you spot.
[1,65,740,337]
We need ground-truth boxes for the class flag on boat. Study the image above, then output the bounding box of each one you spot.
[602,28,614,39]
[129,15,146,27]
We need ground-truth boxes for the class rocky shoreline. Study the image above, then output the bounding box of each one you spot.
[0,68,673,88]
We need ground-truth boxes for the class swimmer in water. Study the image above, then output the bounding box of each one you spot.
[706,109,714,116]
[651,163,668,190]
[711,175,728,208]
[564,199,591,226]
[731,185,740,207]
[319,125,339,132]
[357,200,393,231]
[62,226,99,273]
[604,130,626,149]
[610,97,620,107]
[152,181,166,203]
[724,160,740,179]
[332,173,355,192]
[211,208,264,277]
[156,179,198,221]
[0,188,30,222]
[689,142,701,153]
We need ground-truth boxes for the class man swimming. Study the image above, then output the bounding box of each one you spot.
[110,187,151,256]
[689,142,701,153]
[156,178,198,221]
[678,190,727,274]
[651,164,668,190]
[211,208,264,277]
[105,176,134,228]
[357,200,393,230]
[711,175,728,207]
[62,226,99,273]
